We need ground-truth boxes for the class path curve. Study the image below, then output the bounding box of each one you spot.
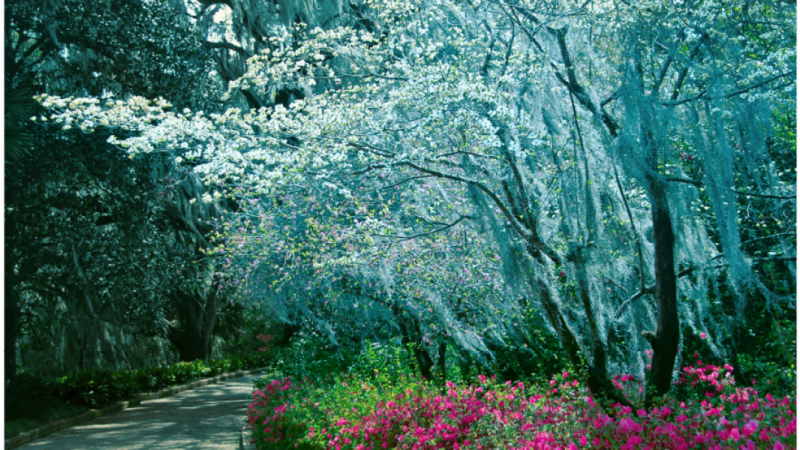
[20,374,261,449]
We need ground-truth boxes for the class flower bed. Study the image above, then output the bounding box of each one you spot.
[246,361,796,450]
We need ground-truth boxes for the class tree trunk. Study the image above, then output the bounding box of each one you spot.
[634,83,680,402]
[273,322,302,347]
[5,196,20,383]
[531,248,630,407]
[168,289,218,361]
[414,342,434,381]
[437,340,447,386]
[567,243,624,404]
[644,182,679,403]
[5,274,20,383]
[457,346,472,380]
[394,304,434,380]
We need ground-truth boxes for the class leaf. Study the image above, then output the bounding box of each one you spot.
[5,86,35,164]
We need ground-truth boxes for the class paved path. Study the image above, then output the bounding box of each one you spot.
[21,374,260,449]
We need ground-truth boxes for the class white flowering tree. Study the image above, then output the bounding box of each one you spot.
[41,0,795,402]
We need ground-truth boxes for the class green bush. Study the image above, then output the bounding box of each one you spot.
[207,358,232,376]
[6,374,63,418]
[47,368,142,407]
[263,332,356,383]
[40,351,271,410]
[247,364,797,450]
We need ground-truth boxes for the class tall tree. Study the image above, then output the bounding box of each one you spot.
[40,0,795,402]
[4,0,223,380]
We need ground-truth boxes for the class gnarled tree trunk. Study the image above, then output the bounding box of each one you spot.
[168,289,218,361]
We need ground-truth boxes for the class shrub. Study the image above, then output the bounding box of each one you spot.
[6,374,63,419]
[246,361,796,450]
[208,358,232,376]
[47,369,124,407]
[263,332,357,384]
[41,350,271,410]
[172,361,211,385]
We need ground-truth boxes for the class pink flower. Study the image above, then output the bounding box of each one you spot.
[743,420,760,437]
[700,332,707,339]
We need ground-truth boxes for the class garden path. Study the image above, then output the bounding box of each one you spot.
[19,374,259,449]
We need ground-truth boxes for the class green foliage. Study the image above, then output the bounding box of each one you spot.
[261,331,355,383]
[5,0,223,380]
[738,348,796,396]
[348,339,418,382]
[250,372,428,450]
[207,358,232,375]
[4,85,35,164]
[6,0,218,108]
[8,352,272,414]
[7,121,180,377]
[47,369,135,407]
[247,358,796,450]
[5,373,64,420]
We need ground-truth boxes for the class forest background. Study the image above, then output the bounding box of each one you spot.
[4,0,797,440]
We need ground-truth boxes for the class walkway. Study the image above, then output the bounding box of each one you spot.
[20,374,260,449]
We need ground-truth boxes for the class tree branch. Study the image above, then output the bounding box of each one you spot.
[492,1,546,53]
[665,71,794,106]
[725,71,795,99]
[549,28,619,136]
[669,34,708,101]
[373,215,473,241]
[400,162,531,242]
[665,177,703,187]
[613,164,647,292]
[667,177,795,200]
[614,265,696,319]
[614,250,797,318]
[349,142,397,158]
[376,175,436,191]
[733,189,795,200]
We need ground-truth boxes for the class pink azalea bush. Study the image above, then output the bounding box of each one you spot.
[247,361,795,450]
